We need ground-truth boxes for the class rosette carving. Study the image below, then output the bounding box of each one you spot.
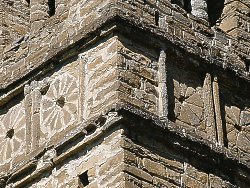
[40,73,78,135]
[0,103,26,164]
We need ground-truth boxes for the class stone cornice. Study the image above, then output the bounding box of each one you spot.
[1,107,249,187]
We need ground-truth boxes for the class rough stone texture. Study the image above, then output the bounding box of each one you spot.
[0,0,30,46]
[191,0,208,21]
[0,0,250,187]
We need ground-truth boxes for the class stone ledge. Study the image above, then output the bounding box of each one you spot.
[1,106,249,187]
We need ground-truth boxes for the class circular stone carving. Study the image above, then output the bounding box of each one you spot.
[0,103,26,164]
[40,73,78,135]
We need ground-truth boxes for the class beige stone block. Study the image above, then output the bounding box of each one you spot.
[76,154,100,174]
[106,172,126,187]
[142,158,165,177]
[98,151,124,176]
[219,16,239,32]
[87,56,103,71]
[141,181,152,188]
[153,176,179,188]
[237,132,250,153]
[124,150,137,166]
[56,170,69,185]
[125,164,153,182]
[124,173,142,188]
[185,164,208,185]
[209,174,225,188]
[88,167,96,180]
[165,167,181,184]
[182,175,206,188]
[86,181,98,188]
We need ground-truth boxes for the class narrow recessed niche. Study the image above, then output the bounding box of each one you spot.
[207,0,225,26]
[78,171,89,187]
[56,96,65,108]
[41,85,49,95]
[246,58,250,72]
[183,0,191,13]
[155,11,159,26]
[179,95,187,104]
[6,129,14,139]
[48,0,55,17]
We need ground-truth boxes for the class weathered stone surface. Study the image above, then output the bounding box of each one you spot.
[0,0,250,187]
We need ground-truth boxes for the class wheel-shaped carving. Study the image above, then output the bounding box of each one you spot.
[0,103,26,164]
[40,73,78,135]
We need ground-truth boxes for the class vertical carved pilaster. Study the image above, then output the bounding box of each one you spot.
[212,76,224,145]
[24,85,32,154]
[78,54,87,123]
[158,50,168,119]
[203,73,216,142]
[31,88,41,149]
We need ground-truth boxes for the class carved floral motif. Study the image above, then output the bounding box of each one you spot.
[0,103,26,164]
[40,73,78,136]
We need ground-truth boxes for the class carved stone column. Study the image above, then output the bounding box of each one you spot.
[212,76,224,145]
[24,85,32,153]
[78,54,87,123]
[203,73,217,142]
[158,50,168,119]
[31,87,42,149]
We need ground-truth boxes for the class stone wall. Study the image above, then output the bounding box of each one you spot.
[0,0,250,187]
[122,122,246,188]
[0,0,29,47]
[1,33,249,187]
[219,0,250,38]
[2,113,248,187]
[1,0,249,91]
[24,128,125,188]
[0,36,120,175]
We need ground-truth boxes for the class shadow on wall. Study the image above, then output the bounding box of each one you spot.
[167,55,205,126]
[219,85,250,148]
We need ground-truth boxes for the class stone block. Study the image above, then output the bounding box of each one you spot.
[153,176,179,188]
[124,150,137,166]
[142,158,165,177]
[124,173,142,188]
[182,175,206,188]
[98,151,124,176]
[185,164,208,185]
[125,164,153,182]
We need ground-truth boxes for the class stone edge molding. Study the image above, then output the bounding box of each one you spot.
[1,106,249,187]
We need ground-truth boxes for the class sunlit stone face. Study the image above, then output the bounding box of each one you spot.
[0,103,26,164]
